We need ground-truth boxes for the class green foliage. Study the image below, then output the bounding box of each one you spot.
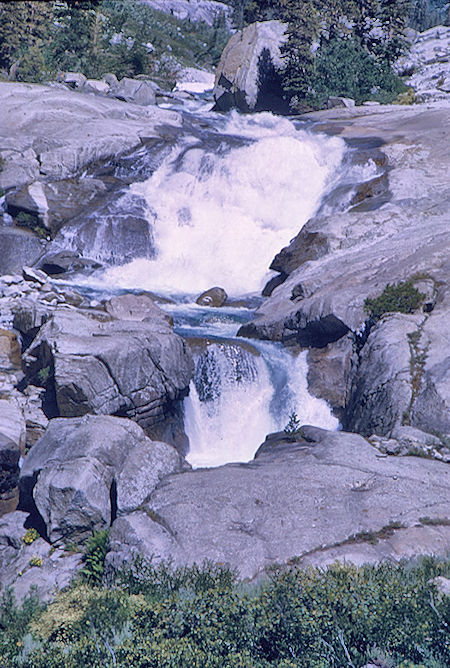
[1,557,449,667]
[79,529,109,585]
[0,0,230,87]
[14,210,49,238]
[284,410,301,435]
[364,280,425,320]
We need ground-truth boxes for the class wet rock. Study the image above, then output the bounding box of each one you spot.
[22,266,47,285]
[38,249,101,276]
[19,415,183,543]
[106,429,450,579]
[306,335,353,417]
[213,20,288,113]
[196,286,228,307]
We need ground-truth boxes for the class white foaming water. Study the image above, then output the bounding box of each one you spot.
[102,112,345,296]
[185,345,338,468]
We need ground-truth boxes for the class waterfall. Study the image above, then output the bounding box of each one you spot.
[102,111,345,297]
[81,109,346,466]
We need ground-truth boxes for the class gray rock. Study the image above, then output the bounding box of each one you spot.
[396,26,450,102]
[0,328,21,370]
[111,77,156,106]
[143,0,232,27]
[0,510,83,602]
[64,72,87,89]
[213,20,288,113]
[22,266,47,285]
[106,429,450,579]
[196,286,228,307]
[19,415,184,543]
[0,227,46,275]
[83,79,110,95]
[327,96,356,108]
[432,576,450,596]
[6,177,108,236]
[22,305,194,442]
[0,400,26,513]
[0,81,181,187]
[104,293,172,325]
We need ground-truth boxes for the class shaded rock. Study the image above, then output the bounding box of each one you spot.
[6,177,108,236]
[213,20,288,113]
[106,429,450,579]
[196,286,228,307]
[0,227,46,275]
[306,335,353,416]
[111,77,156,106]
[0,400,26,514]
[38,249,101,276]
[0,147,40,191]
[19,415,183,544]
[22,305,193,445]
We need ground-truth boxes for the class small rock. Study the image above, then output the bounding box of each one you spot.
[196,287,228,307]
[64,72,86,89]
[432,576,450,596]
[327,96,356,108]
[83,79,110,95]
[22,266,47,285]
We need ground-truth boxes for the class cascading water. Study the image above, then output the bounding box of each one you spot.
[83,108,346,467]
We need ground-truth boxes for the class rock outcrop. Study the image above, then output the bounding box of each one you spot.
[0,82,181,190]
[19,415,184,543]
[396,25,450,102]
[106,428,450,579]
[213,20,288,113]
[17,296,193,448]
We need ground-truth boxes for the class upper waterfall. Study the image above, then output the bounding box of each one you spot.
[102,111,345,297]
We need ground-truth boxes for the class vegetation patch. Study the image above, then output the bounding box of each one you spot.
[14,211,49,239]
[1,556,449,667]
[364,280,425,321]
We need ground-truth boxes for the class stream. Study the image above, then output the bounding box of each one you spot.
[62,101,380,467]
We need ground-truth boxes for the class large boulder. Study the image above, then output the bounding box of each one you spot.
[213,20,288,113]
[106,428,450,579]
[19,415,184,543]
[21,298,194,447]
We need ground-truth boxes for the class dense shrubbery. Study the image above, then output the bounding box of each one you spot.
[364,281,425,320]
[0,0,230,87]
[0,557,449,667]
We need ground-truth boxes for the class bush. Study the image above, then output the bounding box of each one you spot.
[364,281,425,321]
[79,529,109,585]
[1,557,449,667]
[312,38,407,107]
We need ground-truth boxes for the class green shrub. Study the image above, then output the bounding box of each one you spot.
[284,410,301,436]
[364,281,425,321]
[22,527,40,545]
[79,529,109,586]
[2,557,449,667]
